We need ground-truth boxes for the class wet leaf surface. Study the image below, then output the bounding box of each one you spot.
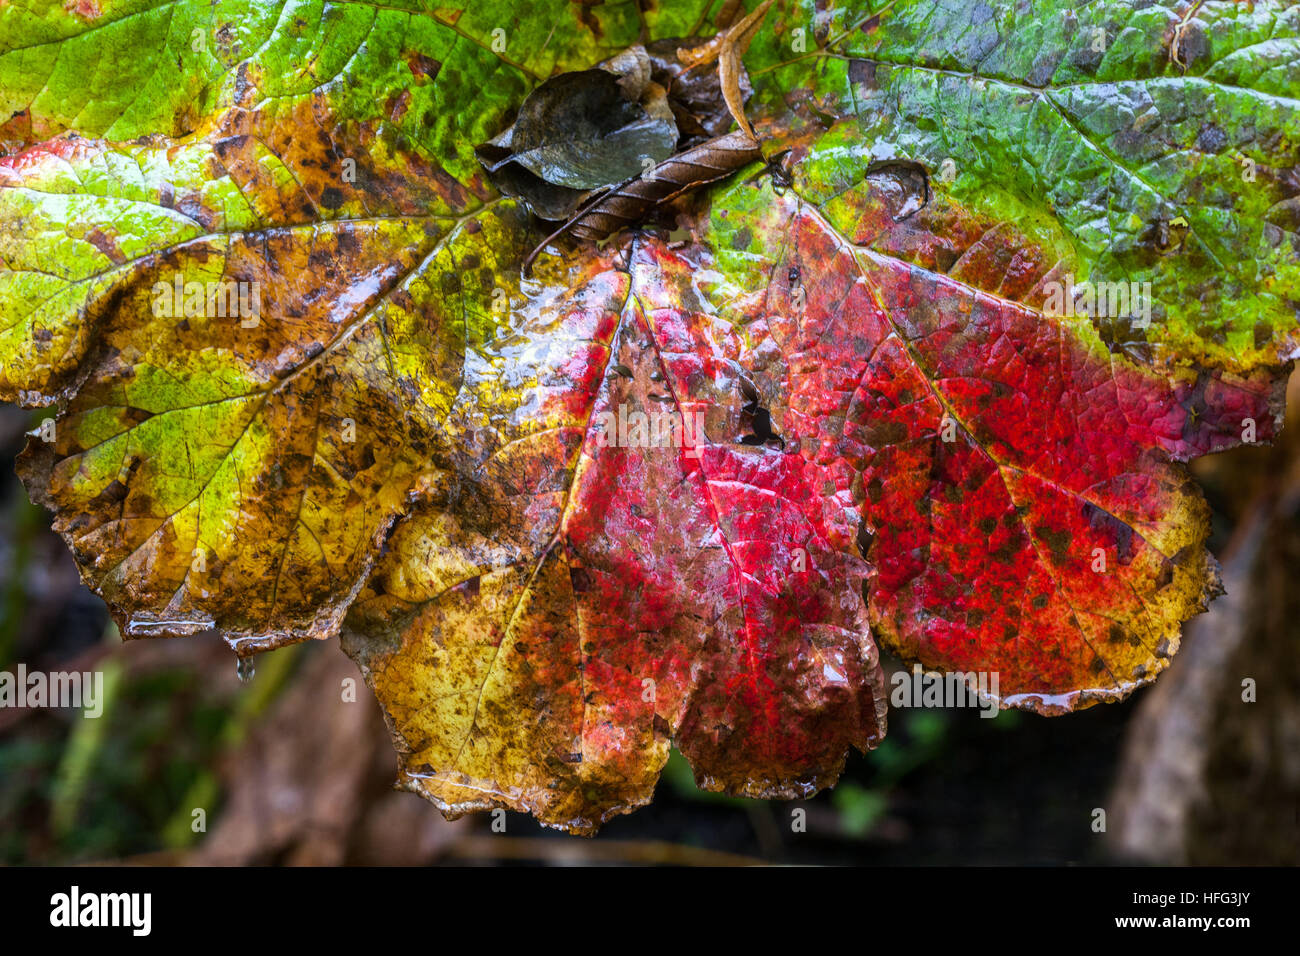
[485,69,678,191]
[0,0,1295,833]
[474,138,590,222]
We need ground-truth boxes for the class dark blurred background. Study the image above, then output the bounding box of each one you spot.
[1,373,1296,866]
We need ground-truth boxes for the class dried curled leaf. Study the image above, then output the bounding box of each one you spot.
[474,137,590,222]
[526,129,763,268]
[477,28,760,232]
[645,37,754,144]
[676,0,771,142]
[486,69,678,191]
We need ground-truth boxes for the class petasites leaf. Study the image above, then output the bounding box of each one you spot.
[0,0,1294,832]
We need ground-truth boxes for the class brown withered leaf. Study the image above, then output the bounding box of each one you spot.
[525,129,764,270]
[484,69,678,191]
[473,138,591,221]
[645,38,754,144]
[676,0,772,143]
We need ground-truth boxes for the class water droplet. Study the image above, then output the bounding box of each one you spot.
[236,656,256,683]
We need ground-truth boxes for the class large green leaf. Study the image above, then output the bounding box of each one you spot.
[0,0,1294,832]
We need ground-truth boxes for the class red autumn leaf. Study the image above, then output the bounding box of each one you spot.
[339,172,1279,830]
[342,231,889,832]
[706,185,1279,714]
